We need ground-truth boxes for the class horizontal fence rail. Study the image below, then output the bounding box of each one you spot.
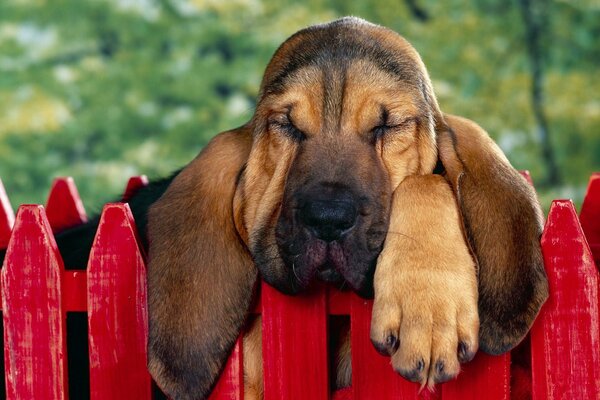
[0,173,598,399]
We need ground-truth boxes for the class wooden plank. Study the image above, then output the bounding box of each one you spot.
[580,172,600,267]
[333,387,352,400]
[441,352,509,400]
[1,205,68,399]
[0,179,14,249]
[62,270,87,312]
[350,294,439,400]
[46,177,87,233]
[327,286,351,315]
[531,200,600,399]
[122,175,149,202]
[209,337,244,400]
[87,203,151,399]
[262,282,329,400]
[519,170,534,185]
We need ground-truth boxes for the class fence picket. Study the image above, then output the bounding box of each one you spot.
[350,295,439,400]
[87,203,151,399]
[209,337,244,400]
[519,170,534,185]
[1,172,600,399]
[122,175,149,202]
[581,172,600,267]
[46,177,87,233]
[441,353,509,400]
[531,200,600,399]
[0,179,14,250]
[1,205,68,399]
[262,282,329,400]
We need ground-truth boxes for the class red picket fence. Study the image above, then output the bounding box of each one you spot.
[0,172,598,400]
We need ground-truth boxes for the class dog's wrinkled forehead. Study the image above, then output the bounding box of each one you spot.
[259,17,431,100]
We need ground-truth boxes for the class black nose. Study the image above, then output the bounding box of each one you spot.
[298,199,358,241]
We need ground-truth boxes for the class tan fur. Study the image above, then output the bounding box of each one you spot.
[371,175,479,388]
[147,17,548,399]
[335,325,353,389]
[243,318,263,400]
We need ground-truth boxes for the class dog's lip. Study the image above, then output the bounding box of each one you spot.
[316,261,344,284]
[285,239,366,290]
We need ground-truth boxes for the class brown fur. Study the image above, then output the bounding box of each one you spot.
[147,128,256,399]
[439,114,549,354]
[146,17,548,399]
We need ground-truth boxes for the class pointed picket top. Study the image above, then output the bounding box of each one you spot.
[87,202,151,399]
[531,200,600,399]
[122,175,149,202]
[580,173,600,267]
[46,177,87,233]
[0,178,15,249]
[1,205,68,399]
[519,170,534,186]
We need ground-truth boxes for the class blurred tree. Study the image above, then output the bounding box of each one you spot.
[518,0,560,186]
[0,0,597,209]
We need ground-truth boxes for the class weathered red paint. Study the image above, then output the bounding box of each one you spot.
[350,294,440,400]
[1,173,600,399]
[1,205,68,399]
[262,282,329,400]
[531,200,600,399]
[87,203,152,399]
[581,172,600,267]
[210,337,244,400]
[46,177,87,233]
[0,179,14,249]
[122,175,149,202]
[442,352,509,400]
[333,387,353,400]
[62,270,87,312]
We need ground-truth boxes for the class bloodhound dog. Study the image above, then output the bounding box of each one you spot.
[144,17,548,399]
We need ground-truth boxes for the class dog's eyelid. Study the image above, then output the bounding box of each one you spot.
[371,116,417,132]
[268,114,306,141]
[387,114,419,127]
[267,112,290,125]
[267,107,300,125]
[369,115,418,144]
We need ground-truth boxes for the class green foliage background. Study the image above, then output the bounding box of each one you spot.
[0,0,598,211]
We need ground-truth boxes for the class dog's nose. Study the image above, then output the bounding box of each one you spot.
[298,199,358,241]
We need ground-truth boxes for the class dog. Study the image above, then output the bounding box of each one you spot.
[145,16,548,400]
[0,16,549,400]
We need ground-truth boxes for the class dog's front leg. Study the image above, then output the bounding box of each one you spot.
[370,174,479,388]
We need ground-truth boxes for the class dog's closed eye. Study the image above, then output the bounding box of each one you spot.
[268,113,306,141]
[371,112,419,143]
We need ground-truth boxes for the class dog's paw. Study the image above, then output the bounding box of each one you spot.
[369,175,479,388]
[370,264,479,387]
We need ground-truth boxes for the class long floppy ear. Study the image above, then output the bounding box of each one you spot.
[438,114,549,355]
[147,127,256,399]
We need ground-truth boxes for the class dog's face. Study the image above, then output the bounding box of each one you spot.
[236,18,438,297]
[148,17,548,400]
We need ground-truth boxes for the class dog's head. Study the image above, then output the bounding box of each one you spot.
[237,17,439,297]
[147,17,547,399]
